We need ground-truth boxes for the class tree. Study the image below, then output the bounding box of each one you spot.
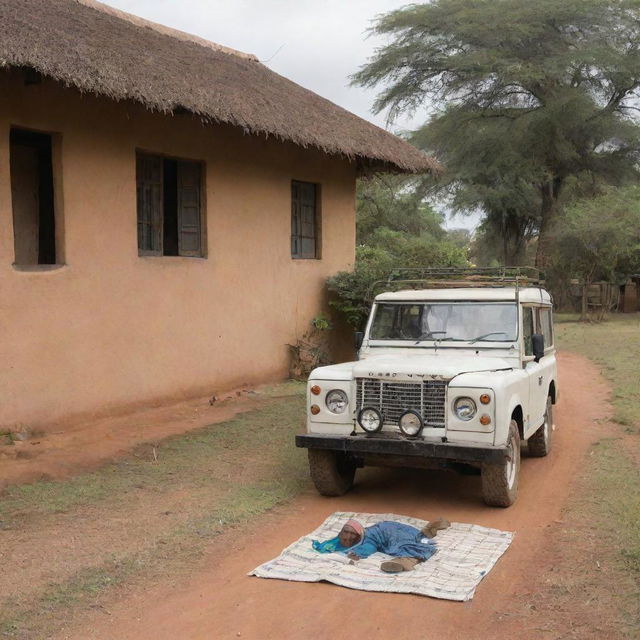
[356,174,445,245]
[327,176,469,329]
[416,113,540,265]
[353,0,640,267]
[549,186,640,285]
[548,186,640,318]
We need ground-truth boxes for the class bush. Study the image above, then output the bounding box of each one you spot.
[327,239,468,330]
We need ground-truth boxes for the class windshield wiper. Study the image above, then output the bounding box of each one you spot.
[414,331,447,344]
[469,331,508,344]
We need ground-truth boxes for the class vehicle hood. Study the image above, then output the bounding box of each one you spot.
[311,353,513,382]
[353,353,513,379]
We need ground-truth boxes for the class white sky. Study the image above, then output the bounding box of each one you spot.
[100,0,477,230]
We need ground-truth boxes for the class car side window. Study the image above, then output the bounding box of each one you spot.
[539,307,553,348]
[523,307,534,356]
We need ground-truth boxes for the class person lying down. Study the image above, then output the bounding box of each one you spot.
[312,517,450,573]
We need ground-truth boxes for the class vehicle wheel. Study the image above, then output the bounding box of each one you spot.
[481,420,520,507]
[308,449,356,496]
[528,396,553,457]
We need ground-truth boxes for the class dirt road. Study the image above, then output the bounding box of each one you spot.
[54,352,615,640]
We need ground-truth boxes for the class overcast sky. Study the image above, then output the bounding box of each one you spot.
[101,0,476,229]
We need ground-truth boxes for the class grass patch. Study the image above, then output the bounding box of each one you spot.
[0,382,306,521]
[0,382,310,638]
[589,440,640,576]
[0,477,307,639]
[555,313,640,433]
[555,314,640,625]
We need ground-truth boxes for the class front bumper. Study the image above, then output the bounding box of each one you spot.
[295,433,507,464]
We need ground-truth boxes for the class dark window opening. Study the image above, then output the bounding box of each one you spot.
[163,159,179,256]
[291,180,319,259]
[136,153,203,257]
[10,128,57,265]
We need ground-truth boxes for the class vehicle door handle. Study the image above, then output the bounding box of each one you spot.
[538,376,543,386]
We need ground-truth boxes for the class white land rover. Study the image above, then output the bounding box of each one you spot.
[296,270,558,507]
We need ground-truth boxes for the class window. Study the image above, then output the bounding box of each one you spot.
[370,303,518,342]
[538,307,553,348]
[10,128,58,265]
[522,307,534,356]
[136,153,203,257]
[291,180,319,259]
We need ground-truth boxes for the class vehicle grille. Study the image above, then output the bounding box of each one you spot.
[355,378,447,428]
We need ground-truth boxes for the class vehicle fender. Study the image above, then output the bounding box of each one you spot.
[448,369,526,447]
[488,371,528,447]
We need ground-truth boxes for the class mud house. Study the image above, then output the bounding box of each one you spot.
[0,0,434,429]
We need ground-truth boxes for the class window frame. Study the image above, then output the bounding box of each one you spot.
[9,126,64,268]
[537,306,554,350]
[136,151,206,258]
[522,305,535,357]
[522,304,554,361]
[291,179,321,260]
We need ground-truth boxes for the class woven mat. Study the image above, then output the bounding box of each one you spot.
[249,511,513,601]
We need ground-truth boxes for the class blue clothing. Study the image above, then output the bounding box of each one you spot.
[313,521,437,560]
[312,536,352,554]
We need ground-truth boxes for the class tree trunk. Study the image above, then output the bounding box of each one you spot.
[535,177,563,269]
[580,282,588,321]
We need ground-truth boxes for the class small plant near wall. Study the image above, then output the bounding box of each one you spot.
[288,314,333,380]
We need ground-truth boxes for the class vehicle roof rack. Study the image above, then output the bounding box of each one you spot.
[368,267,544,301]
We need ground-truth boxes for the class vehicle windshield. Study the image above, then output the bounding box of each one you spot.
[369,302,518,343]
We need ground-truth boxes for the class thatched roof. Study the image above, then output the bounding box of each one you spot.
[0,0,438,174]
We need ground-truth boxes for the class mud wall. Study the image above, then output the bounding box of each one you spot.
[0,70,356,428]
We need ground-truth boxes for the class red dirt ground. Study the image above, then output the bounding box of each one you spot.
[40,353,632,640]
[0,388,272,490]
[40,351,629,640]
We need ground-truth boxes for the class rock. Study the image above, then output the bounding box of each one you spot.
[209,394,218,405]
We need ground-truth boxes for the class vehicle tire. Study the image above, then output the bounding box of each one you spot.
[481,420,520,507]
[527,396,553,457]
[308,449,356,496]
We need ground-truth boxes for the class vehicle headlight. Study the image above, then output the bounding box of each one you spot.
[454,397,477,421]
[325,389,348,414]
[358,407,383,433]
[399,410,423,437]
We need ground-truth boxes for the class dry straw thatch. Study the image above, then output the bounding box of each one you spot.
[0,0,438,174]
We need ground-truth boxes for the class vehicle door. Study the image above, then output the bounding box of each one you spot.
[522,306,547,432]
[535,305,556,414]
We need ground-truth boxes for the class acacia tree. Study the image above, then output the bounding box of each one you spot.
[550,187,640,283]
[356,174,445,244]
[353,0,640,267]
[417,114,541,264]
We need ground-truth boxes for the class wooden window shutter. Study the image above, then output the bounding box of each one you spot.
[177,160,202,257]
[136,154,162,255]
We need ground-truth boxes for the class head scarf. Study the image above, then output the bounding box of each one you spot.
[345,519,364,540]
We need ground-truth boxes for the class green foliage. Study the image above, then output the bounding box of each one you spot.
[327,246,396,330]
[356,174,445,244]
[288,316,333,379]
[353,0,640,267]
[548,186,640,284]
[310,314,331,331]
[327,176,469,329]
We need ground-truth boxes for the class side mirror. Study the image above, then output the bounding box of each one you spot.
[532,333,545,362]
[354,331,364,351]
